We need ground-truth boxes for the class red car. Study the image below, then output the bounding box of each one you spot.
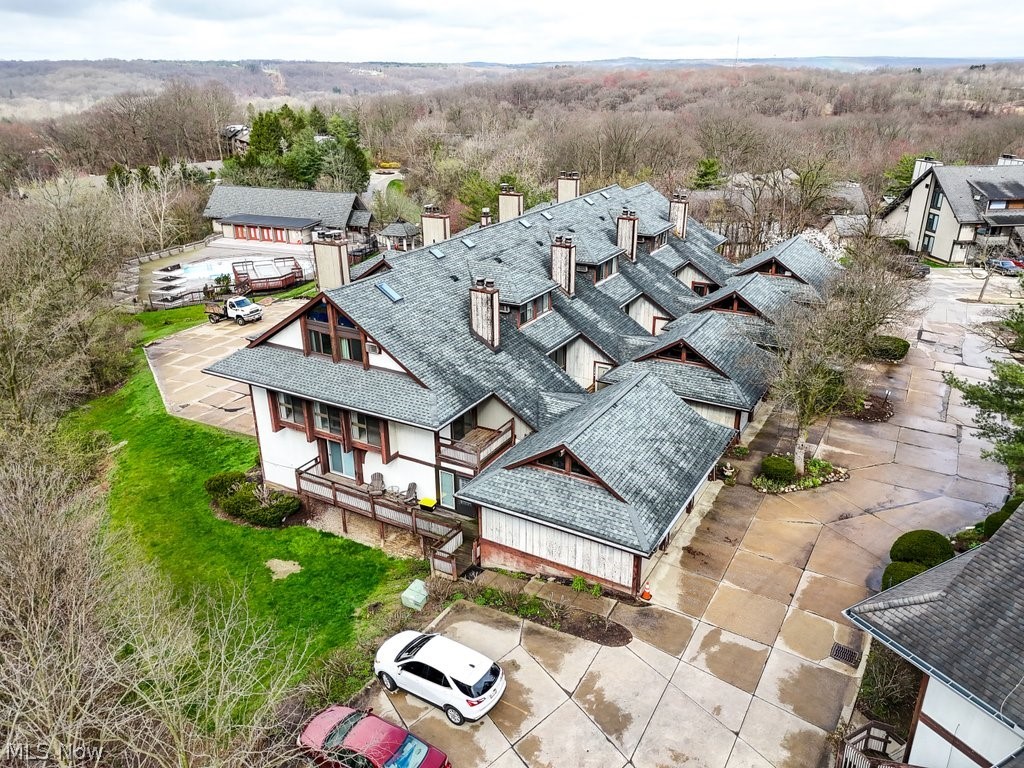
[298,705,451,768]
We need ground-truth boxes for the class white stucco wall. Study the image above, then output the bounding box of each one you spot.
[391,422,435,464]
[909,677,1024,768]
[480,507,635,588]
[676,265,713,289]
[477,396,532,441]
[267,319,303,350]
[564,337,613,390]
[625,295,666,335]
[362,450,437,501]
[367,343,402,371]
[252,386,318,490]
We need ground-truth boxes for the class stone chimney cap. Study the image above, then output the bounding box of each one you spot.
[484,278,496,289]
[500,183,513,193]
[474,277,485,287]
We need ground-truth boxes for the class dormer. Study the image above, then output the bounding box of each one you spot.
[738,258,803,282]
[647,341,713,367]
[701,291,758,316]
[301,299,366,363]
[516,291,553,327]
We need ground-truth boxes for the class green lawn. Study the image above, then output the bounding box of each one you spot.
[67,355,424,660]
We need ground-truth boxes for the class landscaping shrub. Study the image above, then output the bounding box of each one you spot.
[868,335,911,362]
[984,497,1021,539]
[219,482,298,528]
[881,561,928,589]
[204,470,247,502]
[761,455,797,483]
[888,529,954,568]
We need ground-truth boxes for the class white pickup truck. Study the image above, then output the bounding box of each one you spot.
[205,296,263,326]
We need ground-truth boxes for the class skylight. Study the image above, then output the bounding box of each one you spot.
[462,237,476,249]
[541,211,553,220]
[599,191,611,199]
[429,247,444,259]
[584,197,594,205]
[377,282,403,302]
[519,219,533,228]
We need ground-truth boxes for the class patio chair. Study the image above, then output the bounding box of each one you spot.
[402,482,418,504]
[367,472,385,496]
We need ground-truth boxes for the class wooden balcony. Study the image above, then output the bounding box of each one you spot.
[295,457,464,579]
[437,419,515,473]
[837,722,923,768]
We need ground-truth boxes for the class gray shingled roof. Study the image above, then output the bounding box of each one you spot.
[350,254,389,279]
[379,219,420,238]
[847,506,1024,728]
[204,345,439,427]
[693,273,812,325]
[734,236,842,294]
[602,313,771,410]
[458,373,734,553]
[204,185,369,230]
[829,214,869,238]
[206,183,771,431]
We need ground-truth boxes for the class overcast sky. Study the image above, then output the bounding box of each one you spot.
[0,0,1021,62]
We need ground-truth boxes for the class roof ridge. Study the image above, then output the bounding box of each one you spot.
[856,590,945,614]
[562,372,650,445]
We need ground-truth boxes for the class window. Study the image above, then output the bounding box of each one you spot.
[533,449,594,478]
[247,226,258,239]
[989,200,1008,210]
[930,187,944,210]
[550,345,567,371]
[233,225,245,239]
[439,470,455,509]
[691,281,714,297]
[451,408,477,441]
[925,212,939,233]
[327,441,356,478]
[307,302,330,324]
[339,336,363,361]
[307,329,332,356]
[273,228,285,242]
[595,257,618,282]
[520,292,552,325]
[922,234,934,254]
[260,227,272,241]
[277,393,304,425]
[324,712,366,749]
[350,412,382,447]
[313,403,343,435]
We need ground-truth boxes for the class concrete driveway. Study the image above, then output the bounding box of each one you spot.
[353,270,1011,768]
[144,299,304,435]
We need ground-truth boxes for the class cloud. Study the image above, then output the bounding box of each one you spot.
[0,1,1022,62]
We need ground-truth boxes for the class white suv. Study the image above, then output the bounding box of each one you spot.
[373,631,506,726]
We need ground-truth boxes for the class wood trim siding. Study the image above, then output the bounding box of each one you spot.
[904,675,928,758]
[917,710,989,767]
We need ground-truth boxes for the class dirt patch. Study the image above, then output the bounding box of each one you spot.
[552,609,631,646]
[265,558,301,579]
[847,393,895,423]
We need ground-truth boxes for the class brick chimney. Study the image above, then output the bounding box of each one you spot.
[420,204,451,246]
[669,191,689,239]
[312,240,350,290]
[480,207,493,227]
[557,171,581,204]
[551,235,576,297]
[469,277,500,350]
[498,183,524,222]
[617,208,639,262]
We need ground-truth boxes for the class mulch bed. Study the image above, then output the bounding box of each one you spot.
[847,393,895,422]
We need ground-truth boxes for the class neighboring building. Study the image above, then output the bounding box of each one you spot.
[378,219,421,252]
[204,185,374,247]
[204,181,838,589]
[457,373,733,593]
[880,156,1024,264]
[844,509,1024,768]
[823,213,870,248]
[220,124,250,156]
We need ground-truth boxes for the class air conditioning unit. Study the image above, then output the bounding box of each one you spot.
[366,342,381,355]
[499,305,512,314]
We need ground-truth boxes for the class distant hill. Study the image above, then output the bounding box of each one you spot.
[1,56,1020,119]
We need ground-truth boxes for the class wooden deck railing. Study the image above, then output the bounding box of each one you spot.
[295,457,465,580]
[437,419,515,472]
[837,722,922,768]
